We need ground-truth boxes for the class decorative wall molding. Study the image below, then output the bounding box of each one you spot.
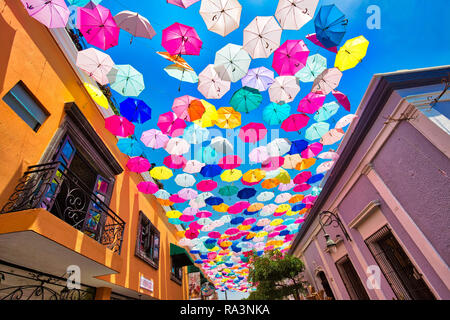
[348,200,381,229]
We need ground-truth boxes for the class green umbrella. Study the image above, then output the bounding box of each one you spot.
[109,64,145,97]
[314,101,339,122]
[218,185,239,197]
[305,122,330,140]
[230,86,262,113]
[164,64,198,91]
[263,102,291,125]
[295,54,327,83]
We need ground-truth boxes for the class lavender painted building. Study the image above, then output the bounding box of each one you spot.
[289,66,450,300]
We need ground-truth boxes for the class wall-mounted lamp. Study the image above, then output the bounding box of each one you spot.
[319,211,351,253]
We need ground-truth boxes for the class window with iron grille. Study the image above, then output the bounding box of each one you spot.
[135,211,160,269]
[365,225,435,300]
[335,255,370,300]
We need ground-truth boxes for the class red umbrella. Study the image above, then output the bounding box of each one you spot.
[293,171,312,184]
[297,92,326,113]
[163,154,187,169]
[218,155,242,170]
[238,122,267,143]
[272,40,310,76]
[332,90,351,111]
[281,113,310,132]
[301,142,323,158]
[161,22,203,56]
[157,112,186,137]
[105,115,135,137]
[196,180,218,192]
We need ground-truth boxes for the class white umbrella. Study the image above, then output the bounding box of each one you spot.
[263,168,281,179]
[266,138,292,156]
[199,0,242,37]
[175,173,196,187]
[140,129,169,149]
[210,137,233,154]
[198,64,231,99]
[312,68,343,95]
[275,0,319,30]
[268,76,300,103]
[317,151,339,160]
[256,191,275,202]
[241,66,275,91]
[178,188,198,200]
[114,10,156,41]
[183,160,205,174]
[335,114,358,129]
[249,146,270,163]
[214,44,252,83]
[154,189,170,199]
[316,161,335,174]
[243,16,282,59]
[76,48,115,85]
[275,193,292,204]
[164,137,190,155]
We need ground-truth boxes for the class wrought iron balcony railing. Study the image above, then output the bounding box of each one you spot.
[1,162,125,254]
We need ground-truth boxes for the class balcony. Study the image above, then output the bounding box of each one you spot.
[1,161,125,254]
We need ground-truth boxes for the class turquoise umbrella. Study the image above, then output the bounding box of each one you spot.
[305,122,330,140]
[314,101,339,122]
[196,146,219,164]
[67,0,102,6]
[164,64,198,91]
[183,124,210,144]
[109,64,145,97]
[295,54,327,83]
[263,102,291,125]
[117,138,143,157]
[230,86,262,113]
[218,186,239,197]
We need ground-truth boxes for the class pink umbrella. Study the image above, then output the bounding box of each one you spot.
[183,207,199,215]
[225,228,239,235]
[163,155,187,169]
[249,146,270,163]
[262,157,284,171]
[170,194,187,203]
[275,225,287,231]
[178,188,198,200]
[196,211,212,218]
[297,92,326,113]
[239,123,267,143]
[185,229,199,239]
[320,128,345,145]
[157,112,186,137]
[162,22,203,56]
[21,0,70,29]
[172,95,199,121]
[218,155,242,170]
[208,231,221,239]
[293,171,312,184]
[242,218,257,226]
[228,201,250,214]
[293,183,311,192]
[198,64,231,99]
[196,180,218,192]
[105,115,135,137]
[180,214,195,222]
[183,160,205,174]
[77,4,120,51]
[318,151,339,160]
[305,33,338,53]
[76,48,115,85]
[167,0,200,9]
[257,218,271,227]
[137,181,159,194]
[332,90,351,111]
[272,40,310,76]
[278,180,296,191]
[241,178,260,187]
[126,157,151,173]
[140,129,169,149]
[316,161,335,174]
[301,142,323,158]
[302,195,317,205]
[312,68,343,95]
[281,113,310,132]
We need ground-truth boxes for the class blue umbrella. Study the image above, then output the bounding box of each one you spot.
[243,209,257,216]
[292,203,306,211]
[279,230,290,236]
[237,188,257,199]
[119,98,152,123]
[200,164,223,178]
[307,173,325,184]
[288,139,309,155]
[263,102,291,125]
[230,217,245,225]
[205,196,224,206]
[314,4,348,48]
[117,138,143,157]
[251,225,264,232]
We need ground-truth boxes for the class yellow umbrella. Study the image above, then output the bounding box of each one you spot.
[176,230,186,238]
[166,210,182,218]
[256,231,268,237]
[220,240,232,248]
[245,232,256,239]
[213,203,229,212]
[238,225,251,231]
[282,154,302,169]
[296,158,316,171]
[335,35,369,71]
[215,107,241,129]
[248,202,264,212]
[150,166,173,180]
[208,246,220,252]
[84,82,109,109]
[286,209,299,216]
[242,169,266,183]
[276,204,291,213]
[275,168,291,184]
[193,100,217,127]
[270,218,283,226]
[220,169,242,182]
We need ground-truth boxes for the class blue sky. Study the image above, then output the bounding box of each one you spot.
[71,0,449,299]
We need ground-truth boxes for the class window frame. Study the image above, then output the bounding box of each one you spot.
[170,259,183,286]
[135,211,160,270]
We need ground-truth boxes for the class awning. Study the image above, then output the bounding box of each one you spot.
[170,243,194,268]
[188,265,208,283]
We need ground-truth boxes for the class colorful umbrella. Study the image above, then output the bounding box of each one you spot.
[21,0,70,29]
[263,102,291,125]
[183,124,210,144]
[262,157,285,171]
[150,166,173,180]
[157,112,186,137]
[301,142,323,158]
[167,0,200,9]
[296,157,316,171]
[216,107,242,129]
[272,40,310,76]
[114,10,156,41]
[175,173,196,187]
[268,76,300,104]
[317,150,339,160]
[165,137,190,155]
[242,169,266,183]
[140,129,169,149]
[275,0,319,30]
[305,122,330,140]
[83,82,109,109]
[239,123,267,143]
[237,188,257,199]
[282,154,302,169]
[119,98,152,124]
[314,4,347,48]
[293,171,312,184]
[161,22,203,56]
[305,33,338,53]
[249,146,270,163]
[278,180,296,191]
[193,100,218,127]
[164,64,199,90]
[198,64,231,99]
[218,155,242,170]
[156,51,194,71]
[183,160,205,174]
[172,95,198,121]
[199,0,242,37]
[220,169,242,182]
[241,67,274,92]
[332,90,351,112]
[197,180,218,192]
[214,44,251,83]
[295,53,327,83]
[76,48,115,85]
[126,156,151,173]
[137,181,159,194]
[314,101,339,122]
[105,115,134,137]
[288,139,308,155]
[320,128,345,145]
[312,68,342,95]
[163,154,187,169]
[218,185,239,196]
[109,64,145,97]
[281,113,310,132]
[243,16,282,59]
[335,35,369,71]
[297,92,326,113]
[117,138,143,157]
[77,4,120,50]
[230,87,262,113]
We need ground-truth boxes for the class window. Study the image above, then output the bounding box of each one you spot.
[135,211,160,269]
[335,255,370,300]
[171,260,183,285]
[365,225,435,300]
[2,81,48,132]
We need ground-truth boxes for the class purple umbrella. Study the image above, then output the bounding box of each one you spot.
[241,67,275,92]
[21,0,70,28]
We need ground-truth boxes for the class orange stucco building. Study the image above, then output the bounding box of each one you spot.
[0,0,199,300]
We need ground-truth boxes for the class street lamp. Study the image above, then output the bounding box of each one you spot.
[318,211,351,253]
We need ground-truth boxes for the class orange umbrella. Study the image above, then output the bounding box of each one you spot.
[296,157,316,171]
[289,194,305,204]
[242,169,266,183]
[156,51,194,71]
[157,198,174,206]
[188,99,206,121]
[216,107,241,129]
[213,203,229,213]
[248,202,264,212]
[261,178,280,189]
